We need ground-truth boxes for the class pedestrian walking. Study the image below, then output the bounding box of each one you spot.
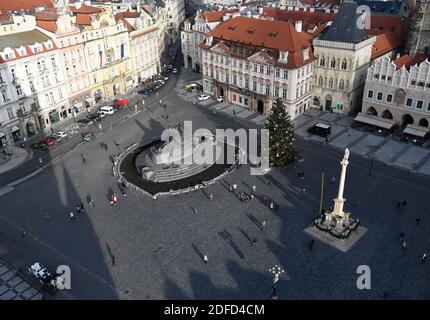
[402,200,408,207]
[252,185,256,194]
[229,185,233,192]
[421,253,428,263]
[22,231,27,238]
[263,196,268,205]
[111,255,115,266]
[193,208,198,215]
[80,202,85,213]
[416,217,421,226]
[81,153,87,165]
[76,204,81,215]
[70,211,75,221]
[252,238,257,247]
[400,231,405,241]
[203,255,208,265]
[209,193,213,201]
[301,188,306,196]
[39,157,43,166]
[50,127,54,134]
[309,239,314,250]
[402,240,407,249]
[232,183,237,190]
[330,176,336,184]
[270,202,275,210]
[260,220,267,232]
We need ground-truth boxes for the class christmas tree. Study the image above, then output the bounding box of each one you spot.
[265,98,296,168]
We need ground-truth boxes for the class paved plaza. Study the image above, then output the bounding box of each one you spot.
[0,70,430,300]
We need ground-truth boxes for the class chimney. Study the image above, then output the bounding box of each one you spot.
[295,20,302,33]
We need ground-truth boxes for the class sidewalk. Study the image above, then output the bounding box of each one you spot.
[0,147,28,175]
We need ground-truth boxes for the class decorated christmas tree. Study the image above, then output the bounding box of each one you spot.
[265,98,296,168]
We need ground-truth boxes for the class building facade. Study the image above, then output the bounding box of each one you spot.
[0,29,69,145]
[312,2,376,114]
[68,4,133,103]
[362,55,430,131]
[406,0,430,55]
[200,16,315,119]
[37,11,93,116]
[165,0,185,43]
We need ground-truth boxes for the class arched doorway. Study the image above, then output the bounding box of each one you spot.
[26,121,35,136]
[94,89,102,103]
[419,118,429,127]
[402,114,414,127]
[84,94,91,109]
[187,55,192,68]
[366,106,377,116]
[257,99,264,114]
[382,109,393,119]
[325,95,332,111]
[194,63,200,73]
[219,87,224,97]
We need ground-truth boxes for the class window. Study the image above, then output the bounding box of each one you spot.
[266,84,270,95]
[427,102,430,111]
[283,70,288,80]
[233,75,237,85]
[253,81,257,91]
[275,68,280,77]
[368,90,374,99]
[245,79,249,88]
[377,92,383,101]
[51,57,56,67]
[416,100,423,109]
[25,65,30,75]
[330,58,336,68]
[339,79,345,90]
[7,107,14,120]
[318,76,323,87]
[266,67,271,76]
[253,64,257,72]
[386,94,393,103]
[58,89,63,99]
[341,59,347,70]
[16,85,22,96]
[282,88,287,99]
[320,56,325,67]
[274,86,279,97]
[1,90,8,101]
[406,98,413,107]
[11,68,16,79]
[260,65,264,74]
[29,81,35,93]
[328,78,333,89]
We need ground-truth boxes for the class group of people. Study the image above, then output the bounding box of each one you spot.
[69,202,85,221]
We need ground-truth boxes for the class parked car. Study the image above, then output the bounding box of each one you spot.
[83,132,97,142]
[48,135,63,143]
[30,142,49,151]
[52,130,68,140]
[41,137,55,148]
[172,68,177,74]
[198,94,210,101]
[114,99,129,108]
[77,118,92,126]
[97,106,115,116]
[216,96,224,102]
[87,113,102,122]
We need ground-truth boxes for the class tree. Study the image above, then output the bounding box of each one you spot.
[265,98,296,168]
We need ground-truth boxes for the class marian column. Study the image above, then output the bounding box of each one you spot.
[330,148,350,223]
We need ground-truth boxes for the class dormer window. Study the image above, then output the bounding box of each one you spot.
[302,48,309,60]
[279,51,288,63]
[4,52,14,60]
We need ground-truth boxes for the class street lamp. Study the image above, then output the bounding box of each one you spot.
[269,265,284,285]
[368,153,376,177]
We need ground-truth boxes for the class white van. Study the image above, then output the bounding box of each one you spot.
[97,106,114,117]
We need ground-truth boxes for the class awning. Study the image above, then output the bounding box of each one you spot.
[12,126,20,132]
[403,124,429,138]
[354,112,395,130]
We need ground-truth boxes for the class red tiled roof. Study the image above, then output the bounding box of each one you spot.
[0,38,57,64]
[371,32,403,59]
[35,10,58,21]
[75,13,94,26]
[67,4,102,14]
[393,54,429,70]
[114,11,139,31]
[0,0,53,14]
[262,7,335,28]
[205,17,315,68]
[36,20,56,32]
[201,10,238,23]
[0,13,11,22]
